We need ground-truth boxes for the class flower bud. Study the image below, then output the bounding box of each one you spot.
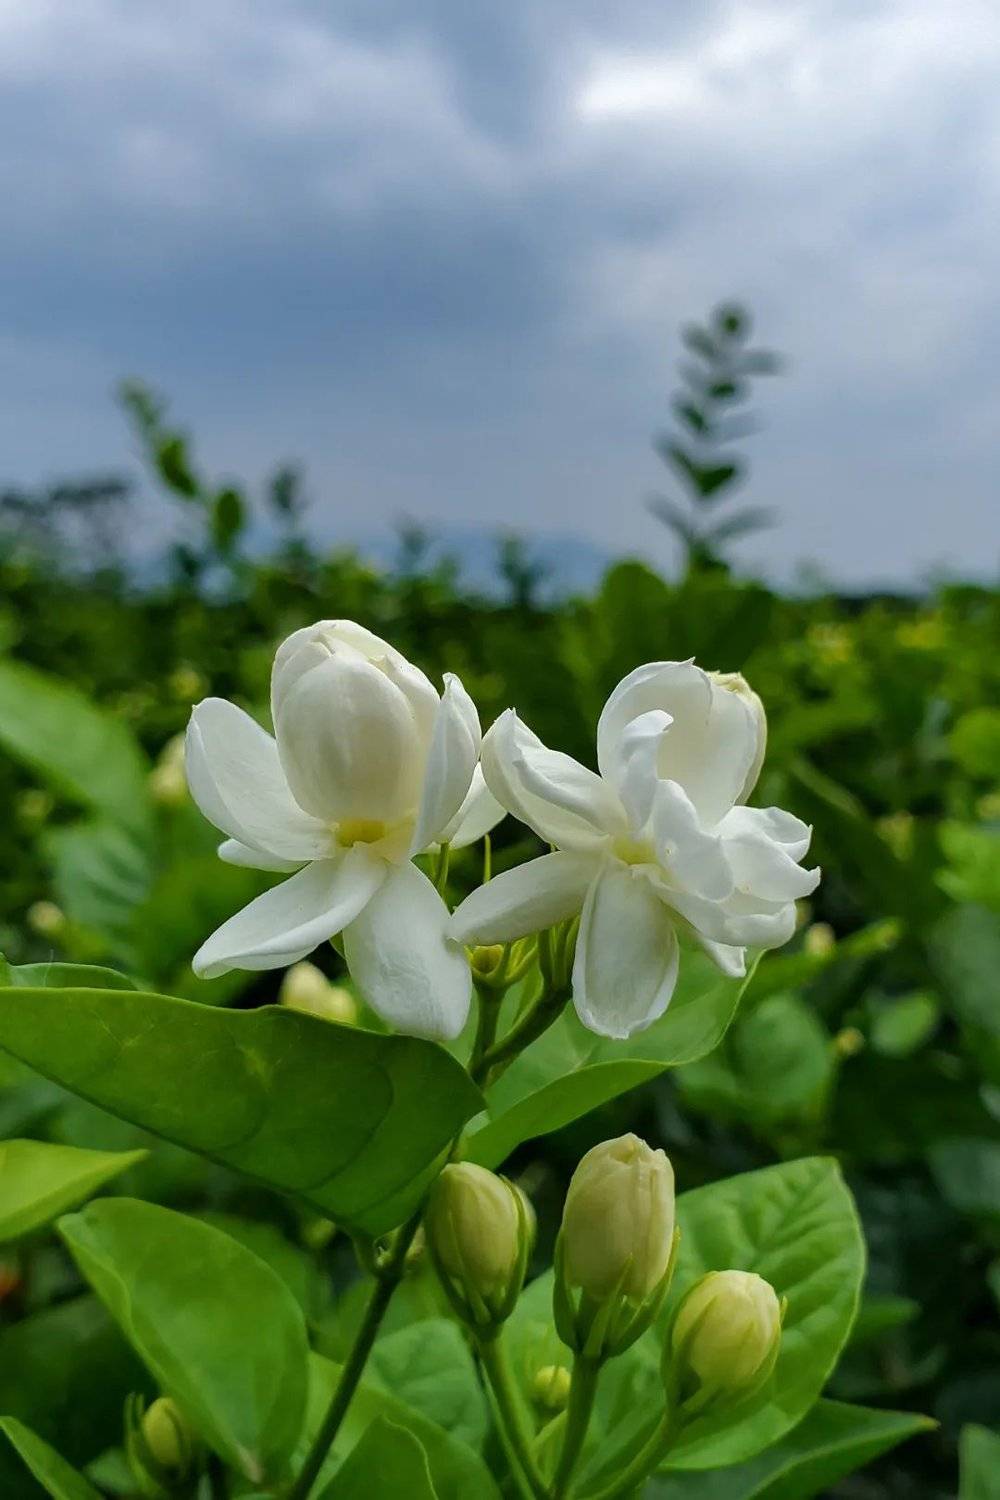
[279,962,357,1024]
[531,1363,571,1413]
[125,1393,200,1495]
[804,922,835,957]
[142,1398,193,1474]
[149,734,188,808]
[669,1270,783,1411]
[425,1163,531,1332]
[710,671,767,802]
[555,1134,677,1359]
[27,900,66,938]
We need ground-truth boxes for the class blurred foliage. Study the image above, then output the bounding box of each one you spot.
[1,318,998,1496]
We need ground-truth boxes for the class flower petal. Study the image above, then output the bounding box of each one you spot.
[598,661,759,828]
[410,673,481,853]
[482,710,620,850]
[271,620,438,738]
[696,935,747,978]
[660,880,798,950]
[613,709,673,830]
[192,850,385,979]
[572,864,680,1039]
[651,779,735,902]
[449,851,597,945]
[438,766,506,848]
[274,648,424,823]
[719,804,812,862]
[343,863,471,1040]
[217,838,302,873]
[185,698,332,863]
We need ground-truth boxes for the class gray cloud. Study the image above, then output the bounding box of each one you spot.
[1,0,997,583]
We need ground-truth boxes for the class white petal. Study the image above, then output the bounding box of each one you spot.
[651,779,735,902]
[217,838,302,873]
[449,851,597,945]
[661,881,798,950]
[482,710,620,850]
[410,674,481,853]
[274,649,424,823]
[438,766,506,848]
[192,851,385,979]
[613,709,673,830]
[185,699,332,863]
[696,935,747,977]
[598,662,758,828]
[573,864,680,1039]
[343,863,471,1040]
[271,620,437,737]
[719,805,812,862]
[717,806,818,902]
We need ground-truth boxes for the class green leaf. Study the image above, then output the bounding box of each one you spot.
[664,1157,865,1471]
[651,1400,933,1500]
[42,820,153,954]
[464,955,750,1169]
[928,1138,1000,1224]
[0,986,482,1235]
[0,661,152,840]
[306,1354,500,1500]
[870,992,940,1057]
[368,1321,487,1452]
[960,1424,1000,1499]
[937,823,1000,912]
[0,1418,103,1500]
[951,708,1000,779]
[211,487,245,551]
[931,904,1000,1036]
[0,1139,147,1242]
[59,1198,308,1484]
[3,961,138,991]
[319,1418,438,1500]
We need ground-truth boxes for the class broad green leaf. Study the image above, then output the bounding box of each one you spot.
[320,1418,438,1499]
[951,707,1000,779]
[960,1424,1000,1499]
[0,1418,103,1500]
[197,1212,329,1320]
[929,1138,1000,1224]
[664,1158,865,1470]
[59,1198,308,1484]
[0,986,483,1235]
[464,955,751,1169]
[0,660,152,841]
[0,1139,147,1242]
[368,1321,487,1451]
[651,1400,933,1499]
[306,1354,501,1500]
[931,905,1000,1036]
[42,820,153,961]
[937,823,1000,912]
[870,992,940,1057]
[4,962,137,991]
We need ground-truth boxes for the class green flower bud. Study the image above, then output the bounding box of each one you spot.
[279,962,357,1024]
[142,1398,193,1473]
[670,1270,783,1411]
[125,1393,200,1496]
[554,1134,678,1360]
[531,1363,571,1413]
[425,1163,531,1332]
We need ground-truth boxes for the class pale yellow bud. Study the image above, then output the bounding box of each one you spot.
[141,1397,194,1474]
[671,1270,782,1402]
[531,1363,571,1412]
[279,963,357,1025]
[169,665,206,702]
[425,1163,528,1323]
[149,734,188,807]
[27,901,66,938]
[710,671,767,803]
[804,922,835,957]
[561,1134,675,1301]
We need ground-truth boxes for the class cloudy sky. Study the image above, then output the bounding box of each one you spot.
[2,0,998,585]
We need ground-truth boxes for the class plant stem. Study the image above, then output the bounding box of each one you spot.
[476,982,570,1086]
[551,1355,601,1499]
[478,1336,549,1500]
[578,1411,676,1500]
[470,983,502,1076]
[286,1211,421,1500]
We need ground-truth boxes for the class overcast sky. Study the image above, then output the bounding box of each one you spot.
[2,0,998,585]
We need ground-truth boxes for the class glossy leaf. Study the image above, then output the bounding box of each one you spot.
[3,961,137,991]
[651,1400,933,1499]
[320,1418,438,1500]
[929,1138,1000,1224]
[0,986,483,1235]
[960,1423,1000,1499]
[0,660,152,841]
[465,954,751,1168]
[59,1198,308,1484]
[0,1419,103,1500]
[0,1139,147,1242]
[368,1320,487,1452]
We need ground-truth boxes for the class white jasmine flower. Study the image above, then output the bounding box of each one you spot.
[450,661,818,1039]
[185,621,503,1039]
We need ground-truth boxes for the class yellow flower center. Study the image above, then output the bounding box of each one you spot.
[336,818,389,848]
[612,835,655,867]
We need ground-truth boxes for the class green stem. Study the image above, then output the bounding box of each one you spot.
[477,981,570,1086]
[551,1356,601,1499]
[479,1337,549,1500]
[470,983,502,1077]
[578,1410,676,1500]
[286,1212,421,1500]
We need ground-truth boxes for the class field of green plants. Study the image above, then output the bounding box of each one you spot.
[1,359,998,1499]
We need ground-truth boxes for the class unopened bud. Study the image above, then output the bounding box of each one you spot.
[27,901,66,938]
[669,1270,783,1412]
[804,922,835,957]
[279,963,357,1025]
[142,1398,193,1474]
[711,672,766,803]
[149,735,188,808]
[126,1393,200,1494]
[531,1363,571,1412]
[555,1134,677,1359]
[834,1025,865,1059]
[425,1163,531,1332]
